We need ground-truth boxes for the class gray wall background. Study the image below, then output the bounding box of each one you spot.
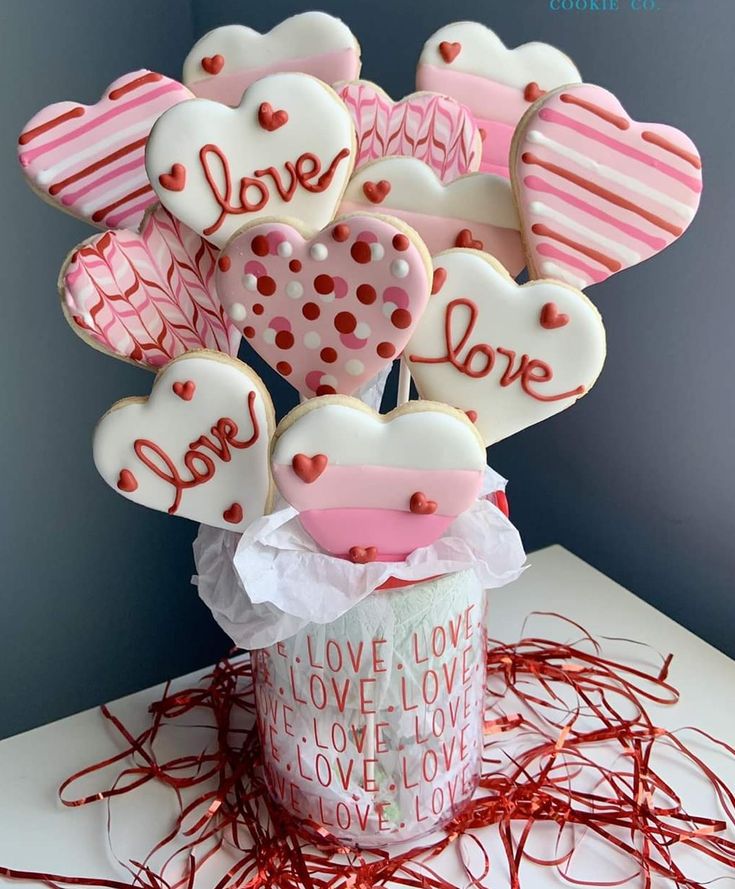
[1,0,733,740]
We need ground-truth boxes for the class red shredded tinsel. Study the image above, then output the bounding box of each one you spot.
[2,613,735,888]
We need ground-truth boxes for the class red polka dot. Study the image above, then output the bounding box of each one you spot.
[391,308,412,329]
[289,259,302,273]
[257,276,276,296]
[351,241,371,264]
[276,361,292,375]
[217,255,231,271]
[253,303,264,315]
[314,274,334,295]
[332,224,350,242]
[317,384,337,396]
[275,330,294,350]
[392,233,409,251]
[356,283,376,305]
[335,311,356,334]
[303,302,320,320]
[251,235,269,256]
[320,347,337,363]
[377,342,395,359]
[243,326,255,338]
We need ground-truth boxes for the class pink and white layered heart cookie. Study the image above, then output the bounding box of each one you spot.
[272,396,486,562]
[93,352,274,532]
[336,80,481,182]
[216,215,432,398]
[146,72,355,248]
[511,84,703,288]
[416,23,580,179]
[183,12,361,106]
[405,250,606,445]
[60,205,240,370]
[18,70,192,229]
[339,157,526,276]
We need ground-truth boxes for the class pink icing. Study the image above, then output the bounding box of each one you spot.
[18,71,191,229]
[299,508,455,561]
[272,464,483,514]
[62,205,239,368]
[188,48,360,105]
[216,216,431,397]
[338,200,525,276]
[337,82,481,182]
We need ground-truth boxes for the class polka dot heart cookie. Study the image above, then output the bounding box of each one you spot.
[216,215,432,398]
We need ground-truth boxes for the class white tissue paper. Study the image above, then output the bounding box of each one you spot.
[193,467,526,650]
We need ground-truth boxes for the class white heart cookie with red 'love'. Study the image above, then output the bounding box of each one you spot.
[512,84,703,288]
[146,72,356,248]
[272,396,486,562]
[93,352,274,531]
[405,250,606,445]
[216,214,432,397]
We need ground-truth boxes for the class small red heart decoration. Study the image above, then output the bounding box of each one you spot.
[349,545,377,564]
[158,163,186,192]
[292,453,328,484]
[258,102,288,132]
[524,82,547,103]
[222,502,243,524]
[465,410,478,424]
[540,302,570,329]
[117,469,138,492]
[455,228,483,250]
[432,267,447,295]
[362,180,391,204]
[409,492,438,515]
[201,54,224,75]
[172,380,196,400]
[439,41,461,63]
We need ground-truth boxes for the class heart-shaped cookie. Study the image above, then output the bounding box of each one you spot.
[18,70,192,229]
[93,351,274,531]
[183,12,361,106]
[512,84,703,288]
[336,80,481,182]
[145,72,356,248]
[339,157,526,276]
[272,396,486,561]
[405,250,606,444]
[416,22,581,179]
[59,204,240,370]
[216,214,432,397]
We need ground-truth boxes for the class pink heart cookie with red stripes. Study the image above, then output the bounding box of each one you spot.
[336,80,481,182]
[272,396,486,561]
[18,70,192,230]
[216,215,432,397]
[59,205,240,370]
[511,84,703,289]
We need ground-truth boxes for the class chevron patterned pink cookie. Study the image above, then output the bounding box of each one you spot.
[512,84,703,288]
[60,205,240,369]
[18,70,192,229]
[337,80,481,182]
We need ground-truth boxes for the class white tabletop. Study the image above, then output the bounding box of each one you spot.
[1,545,733,887]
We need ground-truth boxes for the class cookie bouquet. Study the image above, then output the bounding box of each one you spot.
[19,11,701,850]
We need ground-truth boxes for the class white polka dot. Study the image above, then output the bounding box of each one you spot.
[370,243,385,261]
[277,241,293,258]
[345,359,365,376]
[354,321,371,339]
[263,328,276,345]
[322,374,338,387]
[310,243,328,261]
[286,281,303,299]
[391,259,409,278]
[304,332,321,349]
[243,273,258,291]
[319,290,335,303]
[227,302,247,322]
[383,301,397,318]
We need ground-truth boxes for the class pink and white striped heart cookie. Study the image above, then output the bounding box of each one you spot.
[18,70,192,229]
[511,84,703,289]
